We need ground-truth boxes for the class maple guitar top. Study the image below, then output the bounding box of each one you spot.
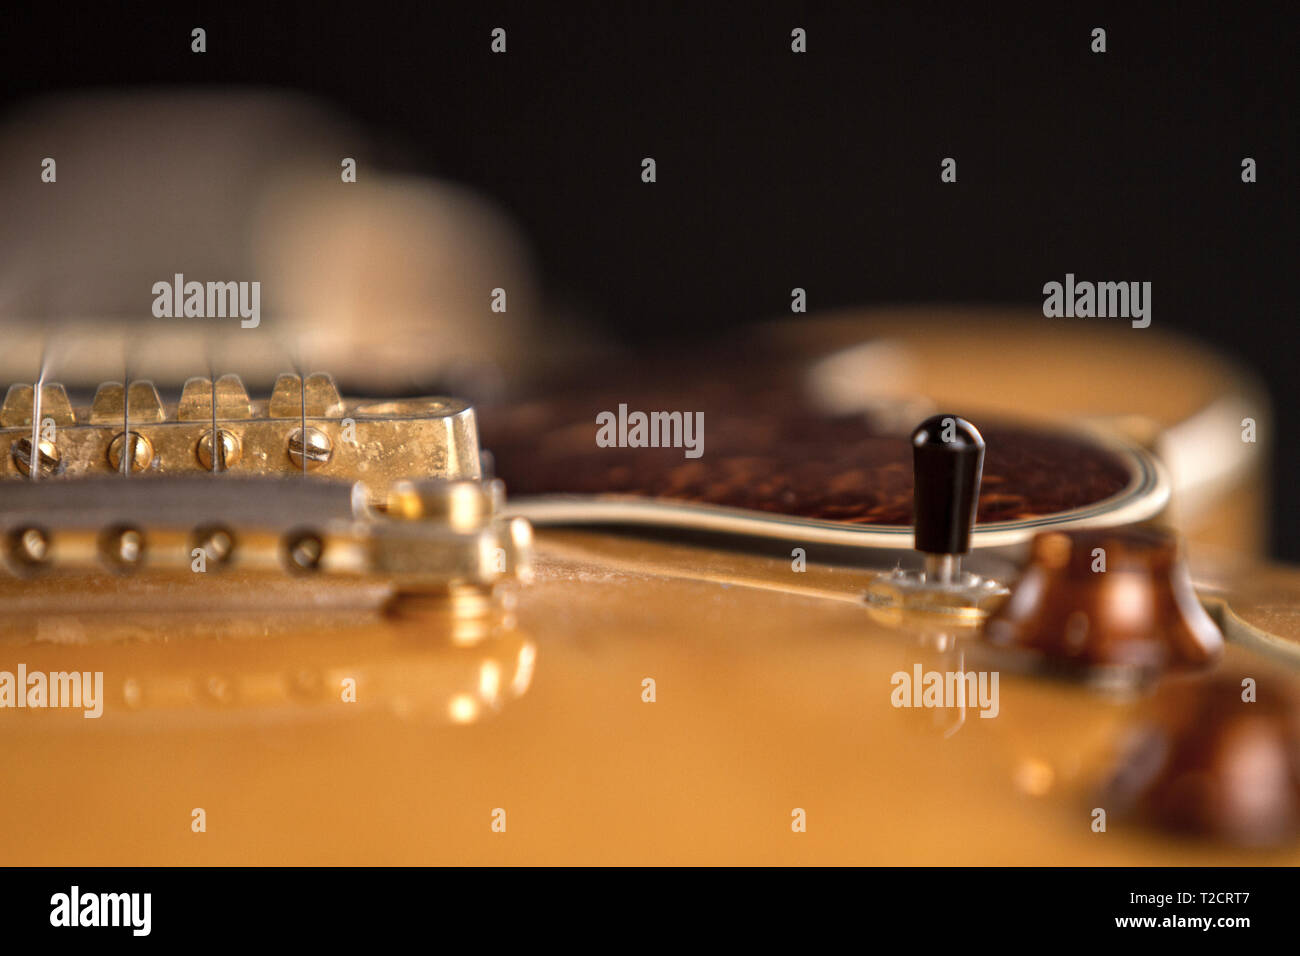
[2,528,1297,865]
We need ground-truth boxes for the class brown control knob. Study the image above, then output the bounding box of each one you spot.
[1104,674,1300,846]
[981,526,1222,676]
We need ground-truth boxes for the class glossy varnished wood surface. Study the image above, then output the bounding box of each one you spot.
[1,529,1295,865]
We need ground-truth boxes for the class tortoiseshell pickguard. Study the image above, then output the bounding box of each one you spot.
[480,378,1132,526]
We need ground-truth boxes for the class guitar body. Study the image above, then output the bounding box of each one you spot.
[0,309,1294,865]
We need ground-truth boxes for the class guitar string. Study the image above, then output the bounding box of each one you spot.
[122,333,145,478]
[207,337,217,474]
[29,344,48,483]
[122,355,130,476]
[290,347,307,477]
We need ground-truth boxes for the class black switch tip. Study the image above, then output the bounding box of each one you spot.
[911,415,984,556]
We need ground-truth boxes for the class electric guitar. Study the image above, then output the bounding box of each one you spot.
[1,308,1295,865]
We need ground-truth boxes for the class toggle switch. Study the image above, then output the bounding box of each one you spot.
[863,414,1009,625]
[912,413,984,581]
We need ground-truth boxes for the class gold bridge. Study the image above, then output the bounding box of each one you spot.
[0,372,481,486]
[0,372,532,602]
[0,475,533,604]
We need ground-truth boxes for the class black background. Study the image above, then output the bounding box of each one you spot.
[2,2,1296,554]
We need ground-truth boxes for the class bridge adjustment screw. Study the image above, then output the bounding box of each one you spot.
[108,431,153,473]
[11,437,60,477]
[287,427,333,471]
[197,428,242,471]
